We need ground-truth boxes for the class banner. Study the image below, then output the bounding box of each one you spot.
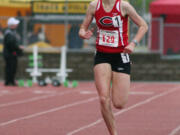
[32,1,90,14]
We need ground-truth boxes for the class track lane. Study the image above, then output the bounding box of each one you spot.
[0,82,179,135]
[0,83,155,135]
[67,85,180,135]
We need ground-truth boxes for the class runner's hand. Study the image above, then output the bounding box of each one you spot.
[123,43,135,54]
[79,28,94,39]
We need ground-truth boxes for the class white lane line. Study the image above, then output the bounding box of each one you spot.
[0,89,80,108]
[33,90,57,94]
[79,83,150,95]
[0,83,147,108]
[0,97,98,127]
[0,90,26,97]
[66,86,180,135]
[169,125,180,135]
[0,90,10,94]
[80,91,154,95]
[80,91,97,95]
[0,84,152,126]
[130,91,154,95]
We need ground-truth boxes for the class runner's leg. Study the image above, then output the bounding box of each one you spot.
[112,72,130,109]
[94,63,118,135]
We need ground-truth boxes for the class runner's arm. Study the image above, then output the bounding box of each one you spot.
[121,1,148,53]
[79,1,97,39]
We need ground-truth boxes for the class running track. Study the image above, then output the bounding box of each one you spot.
[0,82,180,135]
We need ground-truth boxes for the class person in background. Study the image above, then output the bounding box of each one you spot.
[0,24,4,43]
[3,17,23,86]
[68,24,83,49]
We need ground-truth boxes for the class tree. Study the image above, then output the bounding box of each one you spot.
[129,0,154,13]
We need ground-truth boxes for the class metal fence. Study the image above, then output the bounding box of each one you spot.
[0,16,97,51]
[0,14,150,52]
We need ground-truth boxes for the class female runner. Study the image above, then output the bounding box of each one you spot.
[79,0,148,134]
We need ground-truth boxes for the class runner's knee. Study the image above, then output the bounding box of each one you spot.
[99,96,111,107]
[113,100,127,109]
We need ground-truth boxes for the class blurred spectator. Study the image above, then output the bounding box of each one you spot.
[28,30,39,44]
[3,17,23,86]
[37,27,45,41]
[0,24,4,43]
[37,27,50,43]
[28,27,50,44]
[68,24,83,49]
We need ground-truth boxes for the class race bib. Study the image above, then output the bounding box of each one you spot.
[99,29,119,47]
[112,15,122,28]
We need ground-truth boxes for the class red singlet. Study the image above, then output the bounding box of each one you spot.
[95,0,128,53]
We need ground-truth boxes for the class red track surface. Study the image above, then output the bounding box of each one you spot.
[0,82,180,135]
